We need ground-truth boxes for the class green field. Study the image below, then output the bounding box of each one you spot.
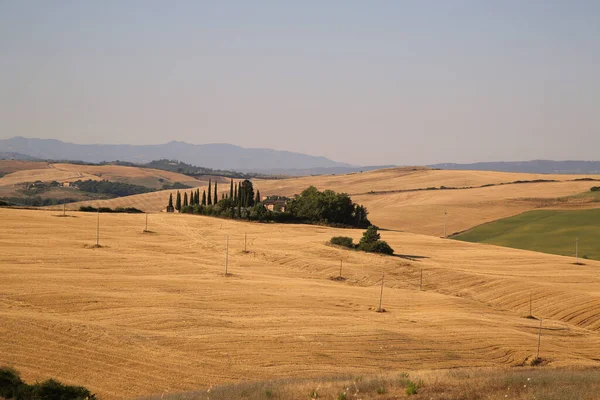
[453,208,600,261]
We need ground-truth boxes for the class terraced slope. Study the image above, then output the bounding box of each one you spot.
[2,208,600,399]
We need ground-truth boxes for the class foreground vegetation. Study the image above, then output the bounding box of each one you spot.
[330,226,394,255]
[0,367,95,400]
[140,367,600,400]
[453,209,600,260]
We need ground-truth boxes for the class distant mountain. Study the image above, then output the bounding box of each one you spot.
[0,137,354,173]
[430,160,600,174]
[0,151,40,161]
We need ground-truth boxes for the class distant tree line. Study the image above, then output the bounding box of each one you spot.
[168,181,370,228]
[79,206,143,213]
[0,196,79,207]
[73,179,154,197]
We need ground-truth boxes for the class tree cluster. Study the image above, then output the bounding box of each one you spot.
[169,182,370,228]
[286,186,370,227]
[73,179,154,197]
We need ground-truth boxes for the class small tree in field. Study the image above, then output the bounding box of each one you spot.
[358,226,394,255]
[175,191,182,211]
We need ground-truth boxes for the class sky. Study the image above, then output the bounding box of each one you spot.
[0,1,598,166]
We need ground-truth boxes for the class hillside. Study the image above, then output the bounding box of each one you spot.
[60,167,600,236]
[0,137,352,173]
[2,208,600,399]
[431,160,600,174]
[454,208,600,260]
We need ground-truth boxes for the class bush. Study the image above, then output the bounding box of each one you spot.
[358,240,394,255]
[330,236,354,248]
[0,367,96,400]
[405,379,420,395]
[591,186,600,192]
[79,206,143,213]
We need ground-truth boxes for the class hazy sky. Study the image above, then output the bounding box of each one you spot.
[0,1,598,166]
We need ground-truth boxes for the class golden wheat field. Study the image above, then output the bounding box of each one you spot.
[2,208,600,399]
[61,167,600,236]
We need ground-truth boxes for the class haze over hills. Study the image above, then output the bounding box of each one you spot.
[430,160,600,174]
[0,137,359,174]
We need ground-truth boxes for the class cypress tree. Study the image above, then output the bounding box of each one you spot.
[168,193,173,209]
[183,192,188,207]
[238,182,242,206]
[214,181,218,205]
[230,179,234,199]
[196,189,200,205]
[234,183,238,204]
[190,191,194,204]
[207,180,212,205]
[175,191,181,211]
[202,190,206,206]
[255,190,261,204]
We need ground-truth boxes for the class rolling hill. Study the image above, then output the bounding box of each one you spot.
[453,208,600,260]
[58,167,600,236]
[2,208,600,399]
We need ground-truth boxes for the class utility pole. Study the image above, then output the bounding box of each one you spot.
[444,211,448,238]
[145,213,148,232]
[536,318,543,360]
[63,203,66,217]
[244,232,247,252]
[529,292,532,317]
[339,258,343,278]
[420,269,423,290]
[96,209,100,246]
[576,238,579,263]
[225,236,229,275]
[378,272,384,312]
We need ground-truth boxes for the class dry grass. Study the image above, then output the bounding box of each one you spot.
[2,208,600,399]
[140,367,600,400]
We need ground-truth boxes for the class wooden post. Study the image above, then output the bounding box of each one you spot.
[245,232,247,252]
[576,238,579,263]
[225,236,229,275]
[420,269,423,290]
[145,213,148,232]
[536,318,543,359]
[63,203,66,217]
[529,293,532,317]
[378,272,384,312]
[339,258,343,278]
[96,210,100,246]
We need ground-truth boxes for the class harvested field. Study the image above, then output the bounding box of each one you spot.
[2,208,600,399]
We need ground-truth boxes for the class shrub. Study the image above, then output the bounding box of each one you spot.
[337,392,347,400]
[330,236,354,248]
[405,379,421,395]
[376,386,387,394]
[591,186,600,192]
[0,367,23,399]
[0,367,96,400]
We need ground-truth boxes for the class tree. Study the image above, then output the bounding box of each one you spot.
[207,180,212,205]
[175,191,182,211]
[357,226,394,255]
[202,190,207,206]
[230,179,234,199]
[213,181,218,205]
[234,183,238,204]
[237,182,242,205]
[168,193,173,209]
[240,179,255,207]
[255,190,261,205]
[183,192,188,207]
[196,189,200,205]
